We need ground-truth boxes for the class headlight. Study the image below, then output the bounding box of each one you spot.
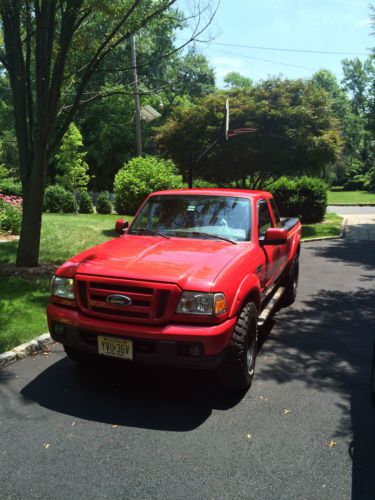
[176,292,226,316]
[51,276,75,300]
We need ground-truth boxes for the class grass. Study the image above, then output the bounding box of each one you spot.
[0,277,51,353]
[0,210,341,353]
[328,190,375,205]
[302,212,343,240]
[0,212,132,264]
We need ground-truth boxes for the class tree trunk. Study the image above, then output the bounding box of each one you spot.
[16,149,47,267]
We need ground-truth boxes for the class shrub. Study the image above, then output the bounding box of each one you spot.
[96,192,112,214]
[0,198,22,235]
[114,155,183,215]
[193,178,218,188]
[0,178,22,196]
[343,175,366,191]
[271,177,328,223]
[79,191,94,214]
[44,185,75,213]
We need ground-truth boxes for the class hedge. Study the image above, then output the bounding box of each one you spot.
[271,177,328,223]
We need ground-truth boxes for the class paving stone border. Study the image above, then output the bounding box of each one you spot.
[0,333,53,369]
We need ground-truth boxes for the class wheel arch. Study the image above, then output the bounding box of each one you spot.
[229,274,261,317]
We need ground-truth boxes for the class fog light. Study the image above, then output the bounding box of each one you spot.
[189,344,201,357]
[53,322,65,336]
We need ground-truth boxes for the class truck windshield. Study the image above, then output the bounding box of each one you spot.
[129,195,252,242]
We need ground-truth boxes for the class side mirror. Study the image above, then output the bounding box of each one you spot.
[261,228,287,245]
[115,219,129,234]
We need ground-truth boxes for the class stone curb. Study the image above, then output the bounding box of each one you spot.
[0,333,53,369]
[328,203,375,207]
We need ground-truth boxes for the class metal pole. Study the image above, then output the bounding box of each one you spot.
[130,35,142,156]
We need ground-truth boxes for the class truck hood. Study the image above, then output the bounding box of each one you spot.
[62,235,250,290]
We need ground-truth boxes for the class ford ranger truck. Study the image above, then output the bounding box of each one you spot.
[47,189,301,390]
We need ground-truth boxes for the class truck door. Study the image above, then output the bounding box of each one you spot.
[269,197,288,278]
[257,199,278,288]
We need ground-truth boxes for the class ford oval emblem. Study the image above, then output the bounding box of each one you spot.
[106,294,132,307]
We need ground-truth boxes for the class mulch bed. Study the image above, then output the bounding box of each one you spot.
[0,234,19,242]
[0,262,58,279]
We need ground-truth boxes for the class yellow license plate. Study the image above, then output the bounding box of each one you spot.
[98,336,133,360]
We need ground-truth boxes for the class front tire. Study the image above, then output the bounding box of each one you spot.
[218,302,258,391]
[64,346,96,366]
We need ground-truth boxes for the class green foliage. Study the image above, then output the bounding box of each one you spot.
[193,178,218,188]
[96,192,112,214]
[78,191,94,214]
[0,165,10,179]
[344,175,367,191]
[55,123,90,200]
[0,178,22,196]
[224,72,252,89]
[44,185,75,213]
[155,80,341,187]
[114,155,183,214]
[271,177,328,223]
[0,199,22,235]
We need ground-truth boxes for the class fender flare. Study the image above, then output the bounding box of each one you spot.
[229,273,261,318]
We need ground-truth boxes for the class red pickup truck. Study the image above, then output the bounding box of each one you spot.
[47,189,301,390]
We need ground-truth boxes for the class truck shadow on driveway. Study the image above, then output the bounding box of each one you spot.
[20,357,246,432]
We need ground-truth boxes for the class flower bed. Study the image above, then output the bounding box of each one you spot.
[0,193,23,235]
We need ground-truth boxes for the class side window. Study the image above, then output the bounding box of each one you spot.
[269,198,282,228]
[258,200,273,237]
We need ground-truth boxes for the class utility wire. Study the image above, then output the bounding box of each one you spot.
[209,48,318,71]
[194,39,372,57]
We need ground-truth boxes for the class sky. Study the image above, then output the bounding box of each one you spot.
[177,0,373,86]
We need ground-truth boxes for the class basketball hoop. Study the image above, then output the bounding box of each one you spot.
[227,127,256,137]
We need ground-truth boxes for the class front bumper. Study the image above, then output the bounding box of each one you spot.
[47,303,236,369]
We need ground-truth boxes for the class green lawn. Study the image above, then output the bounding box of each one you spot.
[302,212,343,240]
[0,212,132,264]
[0,211,342,353]
[328,190,375,205]
[0,277,50,352]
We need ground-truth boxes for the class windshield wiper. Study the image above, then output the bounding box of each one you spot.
[130,228,170,239]
[190,232,237,244]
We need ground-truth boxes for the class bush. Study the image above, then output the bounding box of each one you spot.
[0,198,22,235]
[343,175,366,191]
[44,185,75,213]
[193,178,218,188]
[79,191,94,214]
[0,178,22,196]
[271,177,328,223]
[96,192,112,214]
[114,155,183,215]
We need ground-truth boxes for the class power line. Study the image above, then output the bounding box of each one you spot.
[209,48,318,72]
[195,39,372,57]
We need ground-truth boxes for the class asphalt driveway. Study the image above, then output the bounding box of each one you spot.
[1,239,375,499]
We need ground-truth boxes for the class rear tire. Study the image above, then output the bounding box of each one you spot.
[281,256,299,307]
[218,302,258,391]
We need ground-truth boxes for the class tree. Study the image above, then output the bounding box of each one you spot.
[155,79,341,187]
[54,122,90,211]
[224,72,252,90]
[0,0,214,266]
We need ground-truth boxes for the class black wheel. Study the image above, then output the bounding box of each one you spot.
[371,342,375,403]
[281,256,299,307]
[64,346,96,365]
[217,302,258,391]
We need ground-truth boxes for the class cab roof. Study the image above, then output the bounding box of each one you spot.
[149,188,272,200]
